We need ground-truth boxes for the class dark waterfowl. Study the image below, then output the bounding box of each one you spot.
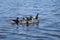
[19,13,39,24]
[19,17,31,24]
[22,17,25,20]
[35,13,39,19]
[29,16,33,20]
[19,17,27,24]
[11,17,19,25]
[32,13,39,23]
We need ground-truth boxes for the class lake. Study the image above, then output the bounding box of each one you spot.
[0,0,60,40]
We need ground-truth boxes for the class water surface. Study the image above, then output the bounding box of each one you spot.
[0,0,60,40]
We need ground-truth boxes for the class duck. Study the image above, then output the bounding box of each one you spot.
[11,17,19,25]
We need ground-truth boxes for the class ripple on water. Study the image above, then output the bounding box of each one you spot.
[43,33,60,38]
[0,34,7,39]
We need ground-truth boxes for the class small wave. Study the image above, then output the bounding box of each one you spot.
[10,32,48,38]
[36,27,60,32]
[43,33,60,38]
[0,35,7,39]
[17,33,48,38]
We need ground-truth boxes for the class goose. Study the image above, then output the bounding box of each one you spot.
[19,17,32,24]
[19,17,27,24]
[19,13,39,24]
[32,13,39,23]
[11,17,19,25]
[33,13,39,19]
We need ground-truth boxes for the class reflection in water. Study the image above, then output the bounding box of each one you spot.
[0,35,7,39]
[11,21,39,31]
[26,22,39,31]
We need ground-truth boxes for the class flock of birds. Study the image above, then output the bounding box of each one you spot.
[11,13,39,26]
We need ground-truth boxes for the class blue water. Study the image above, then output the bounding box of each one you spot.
[0,0,60,40]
